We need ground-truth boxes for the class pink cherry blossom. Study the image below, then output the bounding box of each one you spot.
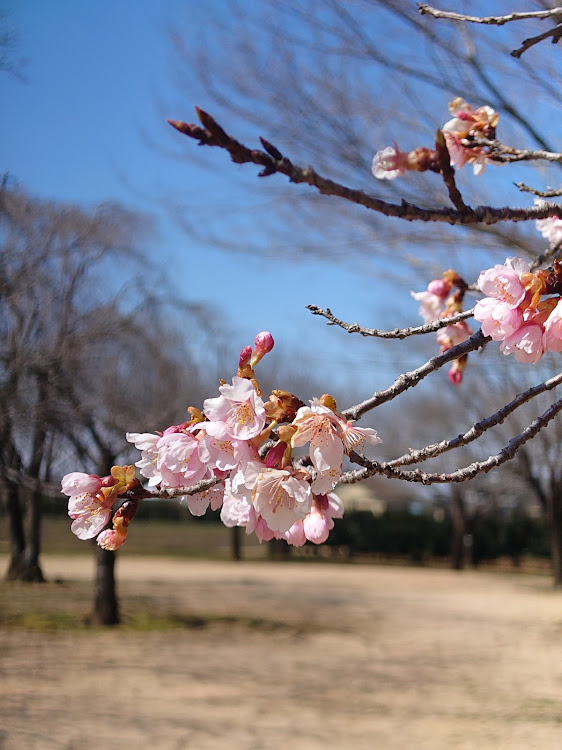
[220,491,256,529]
[543,300,562,352]
[436,321,471,352]
[251,467,312,533]
[292,402,344,493]
[442,98,498,138]
[284,520,307,547]
[499,322,545,364]
[126,432,161,486]
[535,199,562,247]
[185,482,225,517]
[97,529,127,550]
[61,472,112,541]
[298,492,344,545]
[443,132,490,176]
[203,376,266,440]
[253,515,276,543]
[156,431,207,488]
[410,289,445,322]
[198,428,257,473]
[61,472,102,497]
[338,421,381,455]
[474,297,523,341]
[371,144,407,180]
[303,505,333,545]
[478,257,529,308]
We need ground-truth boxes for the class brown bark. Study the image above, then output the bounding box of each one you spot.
[547,485,562,587]
[450,488,467,570]
[3,476,26,580]
[89,544,120,626]
[231,526,242,561]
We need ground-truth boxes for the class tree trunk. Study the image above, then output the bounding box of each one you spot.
[450,488,466,570]
[231,526,242,561]
[268,538,290,560]
[89,453,121,625]
[21,482,45,582]
[548,491,562,587]
[3,477,26,580]
[89,544,120,625]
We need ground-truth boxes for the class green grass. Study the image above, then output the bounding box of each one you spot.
[0,515,267,559]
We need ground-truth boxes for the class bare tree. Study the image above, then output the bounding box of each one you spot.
[0,184,222,605]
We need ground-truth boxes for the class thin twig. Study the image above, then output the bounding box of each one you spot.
[529,241,562,272]
[470,139,562,164]
[435,130,470,212]
[342,330,489,421]
[387,370,562,467]
[515,182,562,199]
[342,395,562,484]
[168,111,562,227]
[511,23,562,58]
[418,4,562,26]
[307,305,474,339]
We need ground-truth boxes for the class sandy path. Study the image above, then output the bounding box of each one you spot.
[1,557,562,749]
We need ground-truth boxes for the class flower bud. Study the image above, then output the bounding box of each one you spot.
[239,345,252,369]
[319,394,337,412]
[427,279,451,299]
[250,331,274,367]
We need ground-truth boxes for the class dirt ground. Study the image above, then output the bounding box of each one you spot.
[1,556,562,750]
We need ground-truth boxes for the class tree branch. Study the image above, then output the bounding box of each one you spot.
[307,305,475,339]
[418,5,562,26]
[342,330,489,421]
[515,182,562,199]
[342,394,562,484]
[168,111,562,227]
[387,370,562,467]
[511,23,562,59]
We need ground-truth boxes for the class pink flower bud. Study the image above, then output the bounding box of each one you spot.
[427,279,451,299]
[97,529,127,551]
[101,475,118,487]
[448,368,463,386]
[250,331,274,367]
[239,345,252,369]
[265,441,286,469]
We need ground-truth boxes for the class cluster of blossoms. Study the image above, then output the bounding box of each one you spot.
[474,257,562,364]
[372,97,499,180]
[411,271,472,385]
[61,332,382,550]
[535,199,562,247]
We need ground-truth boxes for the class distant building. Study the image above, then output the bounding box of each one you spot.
[336,483,386,515]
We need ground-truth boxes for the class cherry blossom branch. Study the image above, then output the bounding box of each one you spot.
[387,369,562,467]
[418,5,562,26]
[511,23,562,59]
[307,304,474,339]
[473,140,562,164]
[168,111,562,226]
[529,241,562,272]
[515,182,562,199]
[123,475,221,501]
[436,131,470,213]
[342,330,489,421]
[343,394,562,484]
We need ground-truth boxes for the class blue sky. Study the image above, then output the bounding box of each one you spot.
[5,1,556,405]
[1,0,413,398]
